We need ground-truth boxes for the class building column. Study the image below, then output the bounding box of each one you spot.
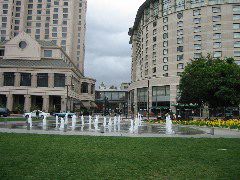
[65,75,72,85]
[24,95,31,112]
[134,89,138,115]
[48,73,54,88]
[42,95,49,112]
[14,72,20,87]
[32,73,37,88]
[0,72,3,87]
[61,96,67,112]
[6,94,13,112]
[170,85,177,113]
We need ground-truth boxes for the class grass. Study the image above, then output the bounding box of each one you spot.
[0,134,240,179]
[0,117,26,122]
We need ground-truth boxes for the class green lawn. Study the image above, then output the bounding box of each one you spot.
[0,134,239,179]
[0,117,26,122]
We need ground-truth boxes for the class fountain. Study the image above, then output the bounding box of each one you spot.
[55,116,59,129]
[72,115,77,131]
[117,116,121,132]
[60,118,64,131]
[108,117,112,132]
[103,117,107,132]
[27,114,33,129]
[81,115,85,126]
[165,114,174,135]
[94,115,99,132]
[129,119,134,134]
[134,115,139,133]
[65,113,68,126]
[113,116,117,132]
[89,115,92,131]
[42,115,47,130]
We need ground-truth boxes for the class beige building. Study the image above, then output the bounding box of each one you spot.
[129,0,240,114]
[0,32,95,113]
[0,0,87,73]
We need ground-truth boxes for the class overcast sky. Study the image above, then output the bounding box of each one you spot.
[85,0,145,89]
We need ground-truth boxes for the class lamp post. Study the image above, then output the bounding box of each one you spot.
[65,84,74,112]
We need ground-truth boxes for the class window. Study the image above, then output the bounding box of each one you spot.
[152,86,170,103]
[163,41,168,47]
[20,73,31,86]
[212,15,221,22]
[233,6,240,13]
[213,24,221,31]
[212,7,221,13]
[163,65,168,71]
[177,21,183,27]
[177,63,184,69]
[194,35,201,41]
[234,41,240,48]
[19,41,27,49]
[177,37,184,44]
[213,33,221,40]
[177,46,184,52]
[194,18,201,24]
[233,23,240,30]
[4,72,14,86]
[213,51,222,58]
[37,73,48,87]
[177,54,184,61]
[194,53,202,59]
[54,74,65,87]
[194,44,201,50]
[213,42,222,48]
[193,9,201,16]
[163,57,168,63]
[234,51,240,57]
[233,15,240,20]
[234,32,240,39]
[44,50,52,58]
[194,26,201,33]
[152,67,157,73]
[81,82,88,93]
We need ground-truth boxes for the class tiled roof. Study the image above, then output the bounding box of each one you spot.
[0,40,8,46]
[36,40,58,47]
[0,59,73,68]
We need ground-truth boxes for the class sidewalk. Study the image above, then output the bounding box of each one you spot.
[0,127,240,138]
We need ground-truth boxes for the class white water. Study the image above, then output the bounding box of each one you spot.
[166,115,174,135]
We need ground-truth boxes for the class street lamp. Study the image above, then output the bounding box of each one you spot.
[147,78,151,120]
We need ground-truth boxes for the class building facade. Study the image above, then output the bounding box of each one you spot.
[0,32,95,113]
[95,83,129,115]
[0,0,87,73]
[129,0,240,114]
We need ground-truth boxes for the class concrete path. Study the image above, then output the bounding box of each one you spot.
[0,126,240,138]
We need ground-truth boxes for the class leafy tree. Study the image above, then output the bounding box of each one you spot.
[179,56,240,108]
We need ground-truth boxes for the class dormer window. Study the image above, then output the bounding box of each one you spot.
[19,41,27,49]
[44,50,52,58]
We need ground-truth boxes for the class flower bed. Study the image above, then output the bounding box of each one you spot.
[146,119,240,130]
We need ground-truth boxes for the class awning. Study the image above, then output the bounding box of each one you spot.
[82,101,91,109]
[90,102,98,108]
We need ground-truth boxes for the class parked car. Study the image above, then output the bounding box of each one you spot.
[23,110,50,119]
[53,112,76,118]
[0,108,10,117]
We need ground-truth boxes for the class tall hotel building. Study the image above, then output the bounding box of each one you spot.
[0,0,86,73]
[0,0,96,113]
[129,0,240,114]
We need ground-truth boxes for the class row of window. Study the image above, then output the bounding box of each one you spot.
[2,72,94,94]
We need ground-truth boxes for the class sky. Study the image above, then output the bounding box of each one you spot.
[85,0,145,89]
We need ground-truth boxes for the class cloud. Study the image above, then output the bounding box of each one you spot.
[85,0,145,89]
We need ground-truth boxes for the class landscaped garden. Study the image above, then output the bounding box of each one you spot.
[147,119,240,130]
[0,133,240,179]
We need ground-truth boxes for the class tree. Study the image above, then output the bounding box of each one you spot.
[179,56,240,108]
